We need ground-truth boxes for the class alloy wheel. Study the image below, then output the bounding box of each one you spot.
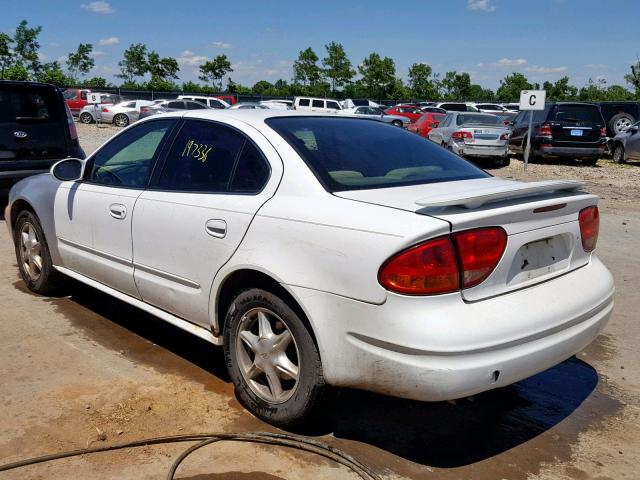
[235,307,300,404]
[615,117,632,134]
[19,222,42,281]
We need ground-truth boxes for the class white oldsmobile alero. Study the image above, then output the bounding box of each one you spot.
[5,110,614,427]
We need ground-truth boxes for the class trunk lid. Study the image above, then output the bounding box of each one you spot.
[335,177,597,301]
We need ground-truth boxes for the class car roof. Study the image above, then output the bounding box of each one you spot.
[143,109,345,127]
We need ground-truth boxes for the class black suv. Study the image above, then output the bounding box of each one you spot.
[0,81,85,194]
[508,102,606,166]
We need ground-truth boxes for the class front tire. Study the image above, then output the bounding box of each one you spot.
[14,210,65,295]
[223,288,325,428]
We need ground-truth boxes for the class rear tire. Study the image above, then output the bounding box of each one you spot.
[612,143,626,163]
[14,210,66,295]
[223,288,326,428]
[79,112,93,124]
[113,114,130,127]
[609,113,635,136]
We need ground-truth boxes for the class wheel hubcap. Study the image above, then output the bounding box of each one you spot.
[19,222,42,281]
[116,115,127,126]
[616,118,632,132]
[236,308,300,404]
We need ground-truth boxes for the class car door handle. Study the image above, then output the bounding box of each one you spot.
[205,219,227,238]
[109,204,127,219]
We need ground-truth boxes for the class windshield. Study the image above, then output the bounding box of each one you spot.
[457,114,501,126]
[266,117,488,192]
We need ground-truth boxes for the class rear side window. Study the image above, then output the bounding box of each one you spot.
[298,99,310,107]
[312,99,324,108]
[0,85,62,123]
[157,120,245,192]
[167,101,184,109]
[230,142,270,192]
[266,117,488,192]
[209,99,225,109]
[187,101,207,110]
[80,91,87,100]
[552,105,603,124]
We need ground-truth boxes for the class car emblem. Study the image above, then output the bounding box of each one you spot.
[13,131,28,139]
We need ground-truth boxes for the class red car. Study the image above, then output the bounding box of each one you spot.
[408,112,446,137]
[384,104,423,123]
[63,88,91,115]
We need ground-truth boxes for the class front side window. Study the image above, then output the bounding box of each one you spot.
[156,120,245,192]
[64,90,78,100]
[187,101,207,110]
[267,117,488,192]
[80,91,87,100]
[87,119,174,188]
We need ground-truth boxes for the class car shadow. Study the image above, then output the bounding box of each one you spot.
[36,279,601,470]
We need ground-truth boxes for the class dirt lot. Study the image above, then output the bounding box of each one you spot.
[1,123,639,479]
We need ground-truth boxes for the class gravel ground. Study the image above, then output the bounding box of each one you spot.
[0,123,638,479]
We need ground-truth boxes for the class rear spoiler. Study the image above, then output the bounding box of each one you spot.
[415,180,585,209]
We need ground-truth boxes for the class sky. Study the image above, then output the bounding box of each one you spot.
[1,0,639,90]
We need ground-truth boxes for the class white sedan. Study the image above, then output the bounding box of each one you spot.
[5,110,614,427]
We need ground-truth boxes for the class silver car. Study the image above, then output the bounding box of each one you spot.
[611,121,640,163]
[340,106,410,127]
[428,112,511,166]
[79,100,154,127]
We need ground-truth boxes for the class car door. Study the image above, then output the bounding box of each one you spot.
[54,119,177,297]
[132,119,283,327]
[627,122,640,160]
[429,114,449,143]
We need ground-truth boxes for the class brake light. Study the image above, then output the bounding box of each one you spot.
[578,206,599,252]
[378,227,507,295]
[538,123,552,137]
[378,237,459,295]
[451,131,473,140]
[500,132,510,140]
[600,127,606,137]
[65,104,77,140]
[102,107,109,113]
[452,228,507,288]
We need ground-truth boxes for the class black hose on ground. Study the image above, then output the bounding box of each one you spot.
[0,431,380,480]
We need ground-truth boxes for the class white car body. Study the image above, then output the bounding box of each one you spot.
[5,110,613,407]
[80,100,154,126]
[339,106,410,126]
[474,103,518,114]
[177,95,230,109]
[293,97,342,112]
[259,100,293,110]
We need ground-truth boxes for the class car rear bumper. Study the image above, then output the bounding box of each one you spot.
[452,143,507,157]
[537,145,605,158]
[288,256,614,401]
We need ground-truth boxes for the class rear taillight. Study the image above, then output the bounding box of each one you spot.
[378,237,459,295]
[538,123,552,137]
[452,228,507,289]
[500,132,510,140]
[65,104,78,140]
[451,131,473,140]
[378,227,507,295]
[600,127,606,137]
[102,107,109,113]
[578,206,599,252]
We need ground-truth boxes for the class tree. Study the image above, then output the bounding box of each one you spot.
[542,76,578,100]
[624,60,640,95]
[0,32,13,79]
[293,47,322,87]
[36,61,70,86]
[198,54,232,89]
[147,51,179,83]
[440,71,472,100]
[468,84,495,100]
[408,63,438,99]
[579,78,608,102]
[322,42,354,92]
[117,43,148,84]
[4,64,30,80]
[66,43,94,83]
[82,76,109,89]
[496,72,533,101]
[358,52,396,99]
[13,20,42,76]
[252,80,274,95]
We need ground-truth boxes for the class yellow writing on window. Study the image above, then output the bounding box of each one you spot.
[181,140,213,162]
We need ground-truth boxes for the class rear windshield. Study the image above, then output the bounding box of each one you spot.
[457,114,501,126]
[552,104,603,124]
[266,117,488,192]
[0,85,62,123]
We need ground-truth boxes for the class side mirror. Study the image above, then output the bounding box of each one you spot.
[51,158,84,181]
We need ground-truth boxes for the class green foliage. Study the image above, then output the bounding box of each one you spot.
[66,43,94,82]
[252,80,274,95]
[358,52,396,99]
[408,63,438,100]
[496,72,533,101]
[0,32,13,79]
[542,76,578,100]
[468,84,495,100]
[36,61,71,86]
[198,54,232,89]
[4,63,30,80]
[81,76,111,88]
[624,60,640,95]
[13,20,42,76]
[117,43,148,83]
[322,42,354,92]
[578,78,607,102]
[147,51,179,84]
[440,71,473,100]
[294,47,322,86]
[145,77,178,91]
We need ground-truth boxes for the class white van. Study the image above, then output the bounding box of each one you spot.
[177,95,230,109]
[293,97,342,113]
